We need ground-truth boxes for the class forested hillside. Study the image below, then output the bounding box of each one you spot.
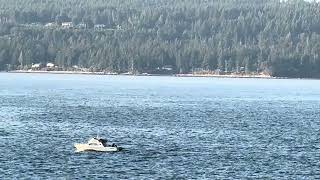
[1,0,320,77]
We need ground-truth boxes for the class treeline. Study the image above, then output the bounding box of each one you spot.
[1,0,320,77]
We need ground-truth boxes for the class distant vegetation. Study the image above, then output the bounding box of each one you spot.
[1,0,320,77]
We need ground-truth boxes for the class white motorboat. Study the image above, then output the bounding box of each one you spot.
[74,137,123,152]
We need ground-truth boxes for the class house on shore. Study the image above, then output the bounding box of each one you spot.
[76,23,87,29]
[31,63,41,70]
[45,22,57,28]
[94,24,106,30]
[162,65,173,71]
[46,63,55,70]
[0,16,10,23]
[62,22,73,29]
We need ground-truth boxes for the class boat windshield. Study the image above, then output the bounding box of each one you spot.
[99,139,108,147]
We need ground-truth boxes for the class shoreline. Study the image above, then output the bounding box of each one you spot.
[4,70,280,79]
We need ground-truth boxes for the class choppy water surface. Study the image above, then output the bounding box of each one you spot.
[1,73,320,179]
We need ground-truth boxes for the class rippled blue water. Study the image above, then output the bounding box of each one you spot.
[1,73,320,179]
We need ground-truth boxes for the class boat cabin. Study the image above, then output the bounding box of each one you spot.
[88,137,108,147]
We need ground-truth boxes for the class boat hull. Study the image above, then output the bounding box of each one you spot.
[74,143,122,152]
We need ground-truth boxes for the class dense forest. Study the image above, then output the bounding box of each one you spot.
[0,0,320,77]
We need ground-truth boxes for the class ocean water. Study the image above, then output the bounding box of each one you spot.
[1,73,320,179]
